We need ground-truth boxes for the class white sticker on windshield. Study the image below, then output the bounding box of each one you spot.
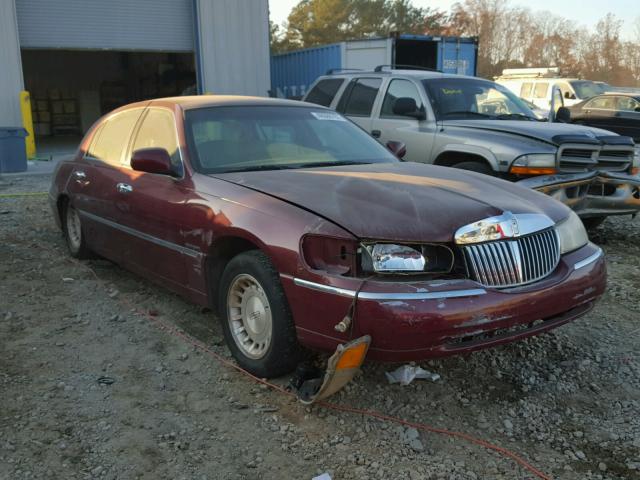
[311,111,346,121]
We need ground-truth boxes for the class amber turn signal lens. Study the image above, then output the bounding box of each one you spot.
[510,166,558,175]
[335,342,369,370]
[631,167,640,175]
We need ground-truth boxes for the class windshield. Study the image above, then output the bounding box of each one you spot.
[185,106,397,174]
[570,81,608,99]
[422,78,537,120]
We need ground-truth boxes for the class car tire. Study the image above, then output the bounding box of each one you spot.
[219,250,301,378]
[62,200,93,259]
[452,161,495,176]
[582,216,606,230]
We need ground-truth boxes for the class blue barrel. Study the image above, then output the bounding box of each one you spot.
[0,127,28,173]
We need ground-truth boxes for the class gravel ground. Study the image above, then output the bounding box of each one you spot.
[1,173,639,480]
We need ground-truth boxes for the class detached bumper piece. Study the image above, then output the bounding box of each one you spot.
[292,336,371,404]
[517,171,640,217]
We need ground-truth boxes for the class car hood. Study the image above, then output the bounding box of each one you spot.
[442,119,615,145]
[213,162,570,242]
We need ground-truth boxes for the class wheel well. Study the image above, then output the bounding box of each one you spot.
[433,151,492,169]
[206,236,260,312]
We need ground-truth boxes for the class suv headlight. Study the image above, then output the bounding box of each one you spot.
[510,153,557,175]
[556,211,588,254]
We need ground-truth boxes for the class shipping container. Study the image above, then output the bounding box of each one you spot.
[271,34,478,98]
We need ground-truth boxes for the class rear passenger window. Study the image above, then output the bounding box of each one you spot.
[87,109,143,166]
[342,78,382,116]
[131,109,182,173]
[520,82,533,97]
[533,83,549,99]
[305,79,344,107]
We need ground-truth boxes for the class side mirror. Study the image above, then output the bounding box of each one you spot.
[386,140,407,159]
[634,106,640,113]
[555,106,571,123]
[564,91,576,100]
[131,148,175,176]
[392,97,426,120]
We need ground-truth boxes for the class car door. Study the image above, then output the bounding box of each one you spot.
[370,78,435,163]
[336,77,383,135]
[116,106,193,293]
[614,96,640,141]
[582,96,618,131]
[66,108,145,261]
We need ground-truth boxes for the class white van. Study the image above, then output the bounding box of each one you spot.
[495,68,607,110]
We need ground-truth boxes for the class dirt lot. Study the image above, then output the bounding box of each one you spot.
[1,173,639,480]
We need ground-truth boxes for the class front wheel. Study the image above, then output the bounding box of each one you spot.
[452,161,495,176]
[219,250,301,378]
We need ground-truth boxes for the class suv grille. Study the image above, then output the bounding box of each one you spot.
[558,144,633,172]
[463,229,560,288]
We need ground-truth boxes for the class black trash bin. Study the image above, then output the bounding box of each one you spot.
[0,127,28,173]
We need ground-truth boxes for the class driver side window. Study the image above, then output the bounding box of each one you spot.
[380,79,424,118]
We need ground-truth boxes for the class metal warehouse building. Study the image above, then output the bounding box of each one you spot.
[0,0,270,145]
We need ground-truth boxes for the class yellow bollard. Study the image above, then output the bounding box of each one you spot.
[20,91,36,159]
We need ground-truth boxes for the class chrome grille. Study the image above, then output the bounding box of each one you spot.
[558,144,633,173]
[463,228,560,288]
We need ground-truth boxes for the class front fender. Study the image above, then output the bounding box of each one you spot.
[433,143,500,171]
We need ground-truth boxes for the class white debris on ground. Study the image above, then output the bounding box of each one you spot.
[385,364,441,385]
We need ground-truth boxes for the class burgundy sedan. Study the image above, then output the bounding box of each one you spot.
[50,96,606,378]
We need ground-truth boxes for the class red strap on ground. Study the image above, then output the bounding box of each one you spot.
[71,258,553,480]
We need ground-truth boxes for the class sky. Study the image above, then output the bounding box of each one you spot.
[268,0,639,39]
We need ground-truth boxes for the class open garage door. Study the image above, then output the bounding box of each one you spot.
[16,0,196,151]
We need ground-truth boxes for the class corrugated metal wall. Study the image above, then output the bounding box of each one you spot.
[271,44,342,98]
[16,0,194,52]
[0,0,24,126]
[195,0,270,97]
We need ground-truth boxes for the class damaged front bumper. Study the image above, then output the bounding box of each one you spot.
[517,171,640,218]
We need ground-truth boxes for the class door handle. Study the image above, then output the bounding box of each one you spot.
[116,183,133,194]
[73,170,87,182]
[371,129,381,138]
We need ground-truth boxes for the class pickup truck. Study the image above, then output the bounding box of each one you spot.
[302,69,640,228]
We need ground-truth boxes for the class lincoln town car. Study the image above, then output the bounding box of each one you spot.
[49,96,606,377]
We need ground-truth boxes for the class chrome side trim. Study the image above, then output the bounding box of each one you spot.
[293,278,356,298]
[293,278,486,300]
[574,247,603,270]
[79,210,202,259]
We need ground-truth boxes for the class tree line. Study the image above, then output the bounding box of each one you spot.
[271,0,640,86]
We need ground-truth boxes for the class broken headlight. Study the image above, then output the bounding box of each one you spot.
[556,210,588,254]
[361,243,454,274]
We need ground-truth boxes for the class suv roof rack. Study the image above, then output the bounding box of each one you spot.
[374,64,442,73]
[325,68,363,75]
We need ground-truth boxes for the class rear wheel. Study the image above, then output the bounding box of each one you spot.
[62,201,92,259]
[582,216,606,230]
[452,161,495,176]
[219,250,301,378]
